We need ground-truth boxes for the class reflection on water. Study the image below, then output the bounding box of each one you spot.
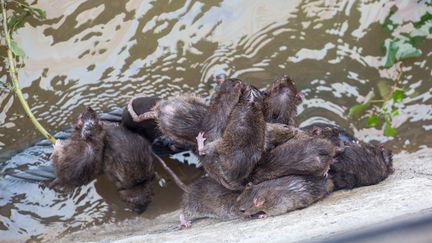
[0,0,431,241]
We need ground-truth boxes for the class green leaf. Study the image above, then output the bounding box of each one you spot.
[409,35,426,47]
[7,12,30,32]
[383,38,422,67]
[377,80,392,100]
[383,10,397,32]
[348,103,370,118]
[383,39,398,68]
[367,115,379,127]
[392,89,405,102]
[10,41,26,57]
[29,7,47,19]
[384,121,396,137]
[413,12,432,29]
[396,41,422,60]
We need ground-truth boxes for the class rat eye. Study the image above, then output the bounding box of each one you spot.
[272,113,279,120]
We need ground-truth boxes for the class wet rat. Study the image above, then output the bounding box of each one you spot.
[263,75,303,125]
[264,123,299,151]
[151,156,241,228]
[249,129,340,184]
[103,123,156,213]
[301,122,358,146]
[329,141,394,190]
[127,94,208,149]
[201,78,245,141]
[126,79,244,150]
[301,123,394,189]
[179,176,242,228]
[197,85,266,190]
[51,107,156,213]
[236,175,334,218]
[50,107,105,189]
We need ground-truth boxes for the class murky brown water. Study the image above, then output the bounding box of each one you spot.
[0,0,431,241]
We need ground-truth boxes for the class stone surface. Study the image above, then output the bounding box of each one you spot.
[59,148,432,243]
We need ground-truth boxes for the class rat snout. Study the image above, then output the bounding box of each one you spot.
[81,121,95,139]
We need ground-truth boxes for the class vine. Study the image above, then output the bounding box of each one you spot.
[0,0,55,143]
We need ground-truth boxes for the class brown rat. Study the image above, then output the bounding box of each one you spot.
[264,123,298,151]
[301,122,358,146]
[263,75,302,125]
[236,175,333,218]
[179,177,242,228]
[249,131,339,184]
[201,78,245,141]
[329,141,394,190]
[51,107,157,213]
[50,107,105,189]
[198,85,266,190]
[127,94,208,149]
[103,124,156,213]
[301,123,394,190]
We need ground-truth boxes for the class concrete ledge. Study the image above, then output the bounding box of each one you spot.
[61,148,432,243]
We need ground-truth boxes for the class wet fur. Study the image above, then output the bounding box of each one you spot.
[202,79,245,141]
[237,175,333,217]
[201,85,266,190]
[154,95,208,147]
[250,135,336,184]
[330,142,394,190]
[263,75,301,125]
[181,177,241,225]
[50,107,105,189]
[301,123,394,190]
[103,125,155,213]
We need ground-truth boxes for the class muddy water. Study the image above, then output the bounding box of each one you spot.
[0,0,431,241]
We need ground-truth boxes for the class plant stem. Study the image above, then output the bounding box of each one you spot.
[1,0,55,144]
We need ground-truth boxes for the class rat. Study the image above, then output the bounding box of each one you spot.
[50,107,157,213]
[103,123,156,213]
[197,84,266,190]
[249,129,339,184]
[263,75,303,126]
[301,122,358,146]
[126,94,208,148]
[50,107,105,189]
[236,175,334,218]
[179,176,242,228]
[329,141,394,190]
[301,123,394,189]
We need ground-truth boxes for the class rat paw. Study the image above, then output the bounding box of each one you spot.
[196,132,207,155]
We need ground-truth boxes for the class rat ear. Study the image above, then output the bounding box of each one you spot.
[296,92,304,102]
[246,182,253,189]
[253,196,265,207]
[312,126,321,136]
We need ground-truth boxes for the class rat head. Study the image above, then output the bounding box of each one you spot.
[119,181,154,214]
[236,182,277,218]
[214,73,227,85]
[264,75,301,125]
[380,145,394,173]
[73,107,103,141]
[241,85,264,109]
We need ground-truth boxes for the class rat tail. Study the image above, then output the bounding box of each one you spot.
[127,95,158,122]
[152,152,190,193]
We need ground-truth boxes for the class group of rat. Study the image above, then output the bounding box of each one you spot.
[50,75,394,228]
